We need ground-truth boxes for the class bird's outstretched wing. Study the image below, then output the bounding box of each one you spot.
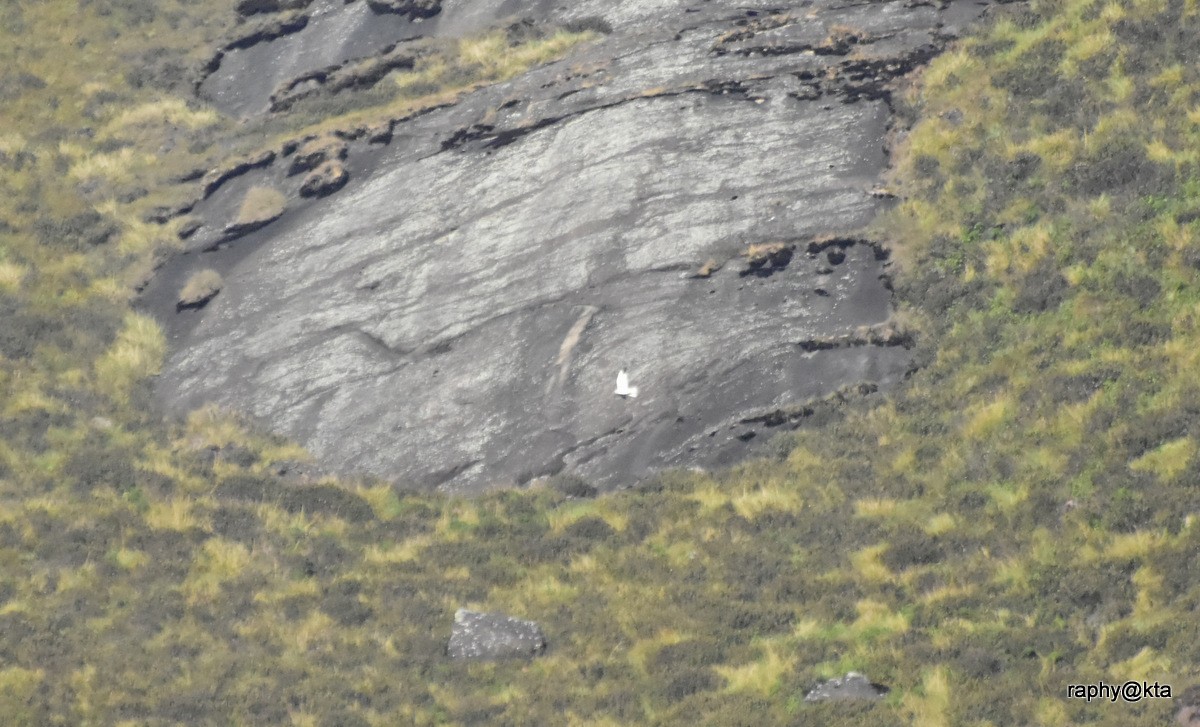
[615,370,638,398]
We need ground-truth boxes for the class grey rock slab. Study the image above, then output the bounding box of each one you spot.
[158,94,903,492]
[154,0,992,494]
[447,609,547,660]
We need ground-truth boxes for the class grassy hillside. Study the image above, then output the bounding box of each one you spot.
[1,0,1198,724]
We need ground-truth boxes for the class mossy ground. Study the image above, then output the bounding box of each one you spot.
[1,0,1198,724]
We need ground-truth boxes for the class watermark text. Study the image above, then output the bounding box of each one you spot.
[1066,680,1172,703]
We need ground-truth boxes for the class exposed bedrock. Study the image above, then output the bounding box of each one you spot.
[154,0,990,493]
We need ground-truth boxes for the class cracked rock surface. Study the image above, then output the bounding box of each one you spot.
[152,0,988,493]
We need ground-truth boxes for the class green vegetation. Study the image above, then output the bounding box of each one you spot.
[2,0,1199,723]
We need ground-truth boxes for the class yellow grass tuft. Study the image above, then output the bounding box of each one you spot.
[145,496,202,532]
[510,569,580,610]
[991,557,1031,592]
[435,500,481,536]
[688,483,731,514]
[472,30,594,79]
[0,667,45,717]
[1018,130,1079,172]
[854,497,925,523]
[1146,139,1176,164]
[234,186,286,228]
[921,47,977,93]
[855,497,899,518]
[1108,646,1172,683]
[177,269,223,308]
[0,261,25,292]
[1128,436,1195,481]
[1100,1,1128,21]
[851,599,909,639]
[987,483,1027,512]
[919,583,976,605]
[1103,530,1166,562]
[1034,697,1071,727]
[1130,566,1167,627]
[93,313,166,399]
[68,146,155,186]
[0,133,27,156]
[363,535,432,565]
[901,667,952,727]
[181,405,249,450]
[182,538,253,605]
[357,485,404,520]
[105,97,221,135]
[628,628,686,674]
[728,480,803,520]
[791,618,828,639]
[545,500,626,533]
[961,396,1011,439]
[110,547,148,570]
[715,642,793,696]
[1062,28,1112,69]
[290,610,337,654]
[924,512,957,536]
[851,544,893,583]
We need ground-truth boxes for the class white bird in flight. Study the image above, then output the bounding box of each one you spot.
[615,369,638,398]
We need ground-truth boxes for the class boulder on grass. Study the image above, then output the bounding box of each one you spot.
[447,609,546,660]
[804,672,889,702]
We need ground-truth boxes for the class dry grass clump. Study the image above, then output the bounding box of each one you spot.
[743,242,791,263]
[177,268,223,309]
[694,258,722,278]
[819,24,870,53]
[232,186,286,228]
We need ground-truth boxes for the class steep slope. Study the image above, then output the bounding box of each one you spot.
[10,0,1200,723]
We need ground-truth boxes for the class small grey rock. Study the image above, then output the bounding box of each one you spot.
[804,672,889,702]
[447,609,546,660]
